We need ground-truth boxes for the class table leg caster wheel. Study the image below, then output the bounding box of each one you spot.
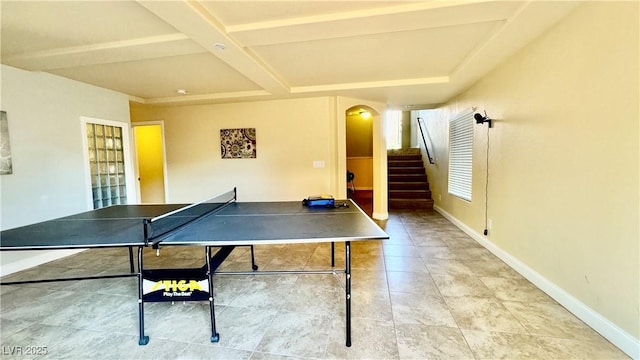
[139,336,150,345]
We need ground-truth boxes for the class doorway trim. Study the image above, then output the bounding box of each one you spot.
[336,97,388,220]
[131,121,169,204]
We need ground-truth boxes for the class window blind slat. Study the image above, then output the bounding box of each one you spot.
[448,110,473,201]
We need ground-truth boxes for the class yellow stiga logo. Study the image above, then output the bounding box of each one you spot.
[151,280,203,292]
[142,278,209,298]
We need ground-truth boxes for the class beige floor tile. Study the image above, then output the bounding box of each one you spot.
[254,311,331,358]
[213,305,279,351]
[279,282,345,317]
[325,316,399,359]
[465,259,523,279]
[443,235,483,248]
[390,291,457,327]
[213,276,262,306]
[479,276,555,303]
[177,343,253,360]
[350,267,388,292]
[382,244,421,258]
[1,287,77,323]
[502,301,609,342]
[425,258,475,276]
[351,289,393,322]
[461,329,556,360]
[384,233,414,245]
[384,256,428,273]
[143,301,214,344]
[395,324,474,360]
[409,235,448,247]
[444,296,528,334]
[449,247,498,262]
[416,246,456,261]
[226,278,295,311]
[249,352,307,360]
[386,270,440,295]
[536,335,630,359]
[431,273,495,298]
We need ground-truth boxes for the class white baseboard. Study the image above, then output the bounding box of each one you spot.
[0,249,85,277]
[434,205,640,360]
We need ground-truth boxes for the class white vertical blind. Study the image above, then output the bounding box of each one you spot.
[448,109,474,201]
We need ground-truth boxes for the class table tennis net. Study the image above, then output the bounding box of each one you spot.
[143,188,236,244]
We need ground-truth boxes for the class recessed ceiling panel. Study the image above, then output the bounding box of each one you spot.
[1,1,181,55]
[49,53,262,99]
[252,21,501,86]
[231,1,521,47]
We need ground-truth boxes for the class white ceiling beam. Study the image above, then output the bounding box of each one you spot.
[136,0,290,96]
[291,76,450,94]
[140,89,272,105]
[227,1,496,32]
[2,34,201,71]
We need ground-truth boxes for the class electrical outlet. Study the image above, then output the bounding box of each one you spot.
[438,194,442,201]
[487,219,493,230]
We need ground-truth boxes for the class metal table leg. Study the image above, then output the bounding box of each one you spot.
[345,241,351,347]
[137,246,149,345]
[206,246,220,342]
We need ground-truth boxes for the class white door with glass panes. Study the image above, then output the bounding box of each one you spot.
[82,117,136,209]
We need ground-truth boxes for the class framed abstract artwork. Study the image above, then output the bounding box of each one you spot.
[220,128,256,159]
[0,111,12,175]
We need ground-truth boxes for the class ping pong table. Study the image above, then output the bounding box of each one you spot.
[0,188,388,347]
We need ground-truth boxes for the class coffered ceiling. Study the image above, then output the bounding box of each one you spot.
[1,1,579,108]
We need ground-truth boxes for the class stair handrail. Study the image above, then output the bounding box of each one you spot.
[417,117,435,164]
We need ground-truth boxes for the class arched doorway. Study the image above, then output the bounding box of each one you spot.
[345,105,375,216]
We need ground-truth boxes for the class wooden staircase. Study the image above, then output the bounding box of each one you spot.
[388,149,434,210]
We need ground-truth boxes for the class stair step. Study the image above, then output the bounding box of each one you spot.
[387,150,432,210]
[388,166,425,175]
[388,148,421,156]
[389,198,434,210]
[389,182,430,190]
[389,189,432,199]
[388,154,422,161]
[388,174,428,182]
[388,160,423,167]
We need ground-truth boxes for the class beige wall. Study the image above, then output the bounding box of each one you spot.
[346,157,373,190]
[130,97,338,202]
[0,64,131,273]
[346,112,373,157]
[418,1,639,351]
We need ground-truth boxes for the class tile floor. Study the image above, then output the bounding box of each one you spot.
[0,209,629,359]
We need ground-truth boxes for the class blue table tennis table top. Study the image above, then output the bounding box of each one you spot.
[0,200,388,250]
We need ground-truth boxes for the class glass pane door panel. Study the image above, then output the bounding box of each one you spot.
[86,122,128,209]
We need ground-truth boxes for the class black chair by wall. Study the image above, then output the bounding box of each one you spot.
[347,170,355,197]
